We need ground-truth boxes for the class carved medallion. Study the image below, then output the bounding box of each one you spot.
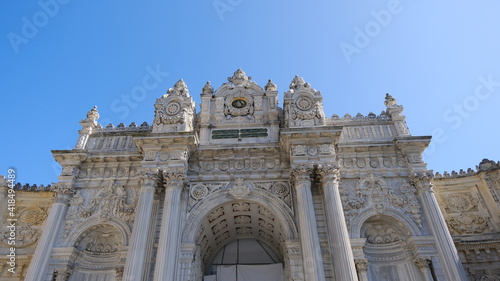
[190,184,209,200]
[19,207,47,225]
[229,178,250,199]
[271,182,290,197]
[296,96,313,110]
[166,101,181,115]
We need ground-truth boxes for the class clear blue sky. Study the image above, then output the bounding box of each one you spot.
[1,0,499,185]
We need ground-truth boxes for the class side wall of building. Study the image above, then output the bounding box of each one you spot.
[434,159,500,281]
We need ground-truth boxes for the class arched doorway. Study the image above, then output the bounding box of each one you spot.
[67,224,125,281]
[205,238,284,280]
[182,193,299,281]
[360,216,423,281]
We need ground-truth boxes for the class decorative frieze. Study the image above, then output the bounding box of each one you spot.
[291,144,334,156]
[86,135,138,152]
[77,165,139,179]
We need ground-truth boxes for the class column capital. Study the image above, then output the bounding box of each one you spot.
[138,170,160,192]
[162,169,187,190]
[290,164,313,183]
[51,183,75,204]
[414,256,431,270]
[355,259,368,271]
[54,267,72,281]
[410,172,435,194]
[316,164,340,183]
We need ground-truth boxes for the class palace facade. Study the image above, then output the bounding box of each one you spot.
[1,70,500,281]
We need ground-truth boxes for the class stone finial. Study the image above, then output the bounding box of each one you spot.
[265,79,277,92]
[169,79,189,96]
[477,158,500,171]
[202,81,214,95]
[228,69,249,86]
[289,75,310,90]
[86,106,99,121]
[384,93,397,107]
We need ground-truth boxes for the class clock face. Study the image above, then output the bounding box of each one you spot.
[231,98,248,109]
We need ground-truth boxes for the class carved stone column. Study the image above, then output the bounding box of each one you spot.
[25,184,73,281]
[354,260,368,281]
[153,171,185,281]
[318,165,358,281]
[291,165,325,281]
[123,172,158,281]
[411,174,468,281]
[414,257,434,281]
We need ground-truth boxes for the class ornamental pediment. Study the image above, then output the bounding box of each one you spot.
[198,69,280,144]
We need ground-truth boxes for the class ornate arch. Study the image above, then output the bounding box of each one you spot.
[351,208,422,238]
[182,188,298,243]
[64,218,131,248]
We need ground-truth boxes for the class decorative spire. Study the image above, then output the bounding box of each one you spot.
[166,79,189,97]
[228,69,250,86]
[384,93,397,107]
[86,106,99,121]
[289,75,310,90]
[265,79,277,91]
[202,81,214,95]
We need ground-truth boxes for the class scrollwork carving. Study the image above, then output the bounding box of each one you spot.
[341,175,423,228]
[228,178,250,199]
[63,181,137,238]
[448,213,489,234]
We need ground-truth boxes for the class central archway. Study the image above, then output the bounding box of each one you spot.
[181,189,299,281]
[206,238,284,280]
